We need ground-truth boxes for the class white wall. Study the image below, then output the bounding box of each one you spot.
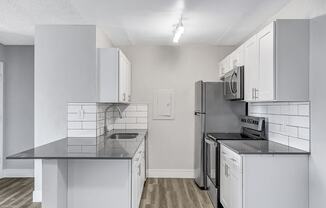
[271,0,326,19]
[3,46,34,170]
[96,28,114,48]
[120,45,234,177]
[34,25,97,201]
[309,14,326,208]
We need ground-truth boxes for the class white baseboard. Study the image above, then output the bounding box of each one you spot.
[147,169,195,178]
[33,190,42,202]
[3,168,34,178]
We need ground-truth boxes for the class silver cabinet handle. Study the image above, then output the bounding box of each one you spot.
[225,164,229,177]
[252,88,255,100]
[123,93,126,101]
[254,88,259,99]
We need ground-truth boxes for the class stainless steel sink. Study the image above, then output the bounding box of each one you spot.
[108,133,139,139]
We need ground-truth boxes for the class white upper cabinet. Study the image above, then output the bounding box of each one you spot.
[256,22,275,101]
[221,19,309,102]
[219,56,231,78]
[97,48,132,103]
[229,45,244,69]
[219,44,244,80]
[244,35,259,101]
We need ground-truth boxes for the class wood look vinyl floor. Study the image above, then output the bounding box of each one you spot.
[0,178,214,208]
[140,178,214,208]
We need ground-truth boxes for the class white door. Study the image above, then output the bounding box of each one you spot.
[257,22,275,101]
[0,62,3,178]
[244,35,259,101]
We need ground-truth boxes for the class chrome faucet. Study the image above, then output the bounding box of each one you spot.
[104,104,123,135]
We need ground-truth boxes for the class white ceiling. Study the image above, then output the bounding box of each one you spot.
[0,0,291,46]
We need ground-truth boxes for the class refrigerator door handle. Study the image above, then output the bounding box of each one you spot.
[194,112,206,115]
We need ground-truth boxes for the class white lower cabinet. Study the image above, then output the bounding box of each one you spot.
[220,145,309,208]
[132,141,146,208]
[220,145,242,208]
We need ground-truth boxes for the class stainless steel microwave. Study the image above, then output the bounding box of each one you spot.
[222,66,244,100]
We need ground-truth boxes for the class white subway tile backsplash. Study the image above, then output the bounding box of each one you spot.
[269,132,289,146]
[298,105,309,116]
[136,104,148,111]
[125,111,147,118]
[268,105,281,115]
[68,122,82,129]
[250,105,268,114]
[125,105,137,112]
[82,105,97,113]
[113,123,126,129]
[269,123,282,133]
[137,117,147,124]
[298,128,310,140]
[68,113,96,122]
[285,126,298,138]
[289,137,310,152]
[287,116,309,128]
[68,103,148,137]
[68,105,82,113]
[68,129,97,137]
[249,102,310,152]
[125,123,147,129]
[82,122,97,129]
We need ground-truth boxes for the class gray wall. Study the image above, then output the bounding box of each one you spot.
[309,14,326,208]
[3,46,34,169]
[34,25,97,201]
[120,45,234,173]
[0,44,4,61]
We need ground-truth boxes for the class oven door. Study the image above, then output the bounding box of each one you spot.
[205,137,218,187]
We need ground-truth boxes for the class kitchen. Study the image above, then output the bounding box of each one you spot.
[0,0,325,208]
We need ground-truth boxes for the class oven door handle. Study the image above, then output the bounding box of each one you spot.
[205,138,217,146]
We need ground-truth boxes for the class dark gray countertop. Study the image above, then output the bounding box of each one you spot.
[218,140,310,155]
[7,129,147,160]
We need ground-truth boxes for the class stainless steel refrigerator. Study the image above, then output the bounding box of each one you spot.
[194,81,246,189]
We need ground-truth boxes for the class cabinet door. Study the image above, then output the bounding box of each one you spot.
[229,46,244,69]
[132,159,139,208]
[229,164,242,208]
[220,154,230,208]
[244,35,259,101]
[118,51,127,102]
[257,22,275,101]
[126,59,132,102]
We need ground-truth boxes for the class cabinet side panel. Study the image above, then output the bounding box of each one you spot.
[243,155,308,208]
[68,159,131,208]
[98,48,119,102]
[275,20,310,101]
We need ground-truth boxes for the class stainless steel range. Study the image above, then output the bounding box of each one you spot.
[205,116,266,208]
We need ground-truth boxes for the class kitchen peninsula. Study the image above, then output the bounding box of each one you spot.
[8,129,147,208]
